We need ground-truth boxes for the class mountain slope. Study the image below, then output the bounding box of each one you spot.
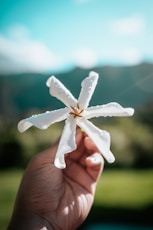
[0,62,153,117]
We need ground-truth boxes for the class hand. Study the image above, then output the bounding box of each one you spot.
[8,129,104,230]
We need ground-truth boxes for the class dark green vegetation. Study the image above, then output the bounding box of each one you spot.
[0,63,153,229]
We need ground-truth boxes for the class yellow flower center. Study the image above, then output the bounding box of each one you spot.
[70,105,84,118]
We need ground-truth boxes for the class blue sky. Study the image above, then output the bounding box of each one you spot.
[0,0,153,73]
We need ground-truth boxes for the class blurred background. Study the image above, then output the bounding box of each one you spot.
[0,0,153,229]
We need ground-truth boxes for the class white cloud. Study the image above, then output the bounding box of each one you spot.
[0,25,61,74]
[7,24,30,40]
[73,47,98,68]
[95,47,142,66]
[111,14,145,36]
[121,48,142,65]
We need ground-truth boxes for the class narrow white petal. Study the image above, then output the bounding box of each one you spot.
[18,107,70,133]
[54,115,77,169]
[46,76,77,108]
[76,117,115,163]
[84,102,135,119]
[78,71,99,110]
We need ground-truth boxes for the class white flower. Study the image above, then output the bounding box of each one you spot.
[18,71,134,169]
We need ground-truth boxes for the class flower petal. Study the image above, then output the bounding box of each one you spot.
[54,115,77,169]
[18,107,70,133]
[76,117,115,163]
[46,76,77,108]
[84,102,134,119]
[77,71,99,110]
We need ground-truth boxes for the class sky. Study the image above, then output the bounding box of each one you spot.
[0,0,153,74]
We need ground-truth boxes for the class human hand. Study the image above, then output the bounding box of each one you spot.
[8,129,104,230]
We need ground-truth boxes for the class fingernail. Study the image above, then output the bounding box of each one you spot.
[89,154,101,164]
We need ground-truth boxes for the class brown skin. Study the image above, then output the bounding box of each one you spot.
[8,129,104,230]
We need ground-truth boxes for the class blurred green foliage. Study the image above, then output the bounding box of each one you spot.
[0,119,63,168]
[0,170,22,230]
[0,110,153,169]
[99,117,153,168]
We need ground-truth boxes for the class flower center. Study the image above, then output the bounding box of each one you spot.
[70,105,84,118]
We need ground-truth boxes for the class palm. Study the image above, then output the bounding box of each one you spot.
[10,130,103,230]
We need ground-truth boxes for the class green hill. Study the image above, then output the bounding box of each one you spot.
[0,62,153,118]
